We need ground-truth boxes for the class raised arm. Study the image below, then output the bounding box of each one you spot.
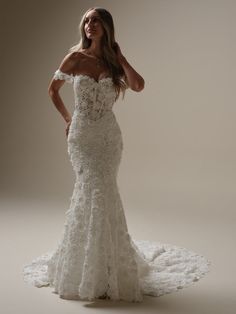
[113,42,145,92]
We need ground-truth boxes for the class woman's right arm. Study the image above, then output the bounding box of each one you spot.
[48,52,78,125]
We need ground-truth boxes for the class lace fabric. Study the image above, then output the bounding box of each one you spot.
[53,69,116,121]
[53,69,74,83]
[22,69,211,302]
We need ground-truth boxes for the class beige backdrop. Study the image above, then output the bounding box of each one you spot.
[1,0,235,203]
[1,1,236,313]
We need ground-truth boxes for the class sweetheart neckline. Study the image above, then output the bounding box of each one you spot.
[55,69,113,84]
[74,74,113,84]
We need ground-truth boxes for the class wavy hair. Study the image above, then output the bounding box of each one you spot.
[69,7,128,101]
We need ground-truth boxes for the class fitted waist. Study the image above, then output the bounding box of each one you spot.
[73,107,115,126]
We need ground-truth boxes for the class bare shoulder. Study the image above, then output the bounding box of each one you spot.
[58,51,82,74]
[76,50,89,61]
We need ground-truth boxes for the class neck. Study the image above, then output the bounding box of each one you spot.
[88,39,103,57]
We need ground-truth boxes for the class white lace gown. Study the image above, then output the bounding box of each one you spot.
[22,69,211,302]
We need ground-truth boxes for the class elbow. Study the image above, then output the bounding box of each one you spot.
[131,78,145,92]
[48,85,53,95]
[48,88,59,102]
[135,82,145,92]
[48,86,57,97]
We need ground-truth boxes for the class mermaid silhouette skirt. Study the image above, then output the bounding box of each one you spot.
[22,70,211,302]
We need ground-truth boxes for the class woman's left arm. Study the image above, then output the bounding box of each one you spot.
[114,42,145,92]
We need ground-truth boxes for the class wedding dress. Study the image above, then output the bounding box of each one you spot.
[22,69,211,302]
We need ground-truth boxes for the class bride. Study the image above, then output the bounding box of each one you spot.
[50,7,144,141]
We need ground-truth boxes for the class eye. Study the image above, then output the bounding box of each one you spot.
[85,16,100,23]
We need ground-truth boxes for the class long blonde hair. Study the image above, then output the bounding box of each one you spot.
[69,7,128,101]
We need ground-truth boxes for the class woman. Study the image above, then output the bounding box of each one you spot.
[49,7,145,139]
[22,7,210,302]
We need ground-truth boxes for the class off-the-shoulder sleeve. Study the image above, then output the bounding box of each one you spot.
[53,69,74,84]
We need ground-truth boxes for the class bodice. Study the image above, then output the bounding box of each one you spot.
[53,69,117,121]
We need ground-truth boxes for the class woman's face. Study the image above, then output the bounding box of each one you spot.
[84,10,104,39]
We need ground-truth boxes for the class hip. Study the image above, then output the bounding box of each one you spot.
[67,109,123,144]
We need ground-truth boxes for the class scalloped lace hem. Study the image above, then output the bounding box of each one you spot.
[22,239,211,302]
